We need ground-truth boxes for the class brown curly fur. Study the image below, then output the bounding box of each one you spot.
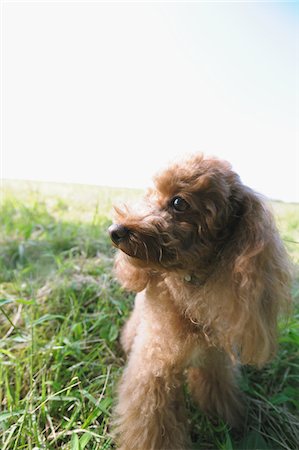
[109,154,291,450]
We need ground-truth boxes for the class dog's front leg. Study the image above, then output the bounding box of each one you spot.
[114,338,191,450]
[187,348,244,428]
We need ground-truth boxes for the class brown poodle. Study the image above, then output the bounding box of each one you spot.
[108,154,291,450]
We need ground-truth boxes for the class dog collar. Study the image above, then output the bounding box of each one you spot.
[183,274,203,286]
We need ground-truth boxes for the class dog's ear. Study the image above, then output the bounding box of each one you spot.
[226,189,291,367]
[114,252,150,292]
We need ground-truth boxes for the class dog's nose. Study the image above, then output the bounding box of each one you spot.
[108,224,130,245]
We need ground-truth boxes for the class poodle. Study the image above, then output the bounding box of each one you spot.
[108,153,291,450]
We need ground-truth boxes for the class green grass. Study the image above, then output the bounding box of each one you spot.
[0,180,298,450]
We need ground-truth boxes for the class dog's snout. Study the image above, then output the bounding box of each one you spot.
[108,224,130,245]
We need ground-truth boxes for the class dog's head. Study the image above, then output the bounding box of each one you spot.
[109,154,244,271]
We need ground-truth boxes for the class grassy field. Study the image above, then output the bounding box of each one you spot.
[0,180,298,450]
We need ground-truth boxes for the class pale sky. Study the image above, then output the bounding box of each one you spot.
[1,1,299,202]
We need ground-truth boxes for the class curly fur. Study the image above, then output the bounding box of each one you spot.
[109,154,291,450]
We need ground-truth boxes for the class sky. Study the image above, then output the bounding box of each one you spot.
[1,1,298,202]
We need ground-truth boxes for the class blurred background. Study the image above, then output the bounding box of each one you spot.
[2,1,298,201]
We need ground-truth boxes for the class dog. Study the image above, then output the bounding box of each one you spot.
[108,153,291,450]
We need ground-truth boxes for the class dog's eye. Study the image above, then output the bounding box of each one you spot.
[171,196,190,212]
